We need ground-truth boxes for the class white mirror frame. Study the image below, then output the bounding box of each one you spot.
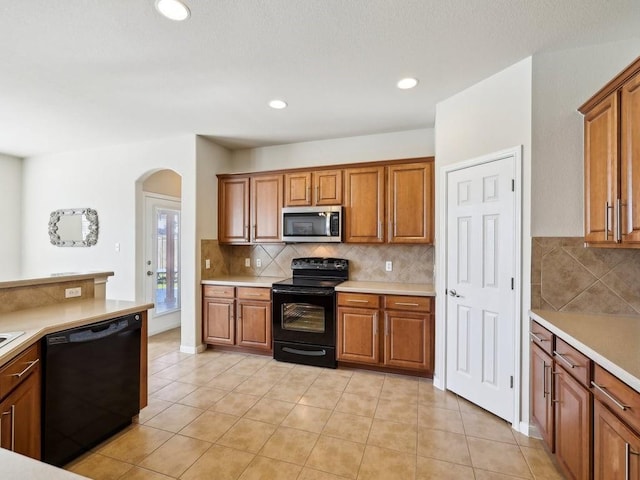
[48,208,99,247]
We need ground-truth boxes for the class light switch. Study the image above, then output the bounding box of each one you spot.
[205,259,211,269]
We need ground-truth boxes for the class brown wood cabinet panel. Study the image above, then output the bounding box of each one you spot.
[344,166,385,243]
[621,71,640,243]
[251,174,283,243]
[0,351,41,460]
[554,337,591,388]
[237,287,271,301]
[593,364,640,434]
[338,292,380,309]
[203,285,234,298]
[384,295,431,313]
[387,161,433,244]
[0,343,39,399]
[315,169,342,205]
[594,400,640,480]
[554,365,592,480]
[237,300,271,350]
[531,343,554,450]
[530,320,554,356]
[337,307,379,364]
[218,176,250,244]
[203,296,235,345]
[383,310,432,371]
[284,171,312,206]
[584,92,619,245]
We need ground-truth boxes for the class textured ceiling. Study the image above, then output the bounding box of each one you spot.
[0,0,638,157]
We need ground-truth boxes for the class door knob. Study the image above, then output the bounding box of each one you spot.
[448,289,461,298]
[146,271,154,276]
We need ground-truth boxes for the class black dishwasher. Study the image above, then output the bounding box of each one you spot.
[41,313,142,467]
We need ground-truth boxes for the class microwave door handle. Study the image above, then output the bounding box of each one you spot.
[326,213,330,236]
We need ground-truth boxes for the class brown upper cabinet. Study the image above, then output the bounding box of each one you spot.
[580,56,640,247]
[218,174,282,244]
[284,169,342,206]
[344,165,386,243]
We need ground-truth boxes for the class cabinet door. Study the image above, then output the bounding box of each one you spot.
[530,343,554,450]
[337,307,379,364]
[387,161,433,244]
[584,92,619,245]
[594,400,640,480]
[0,367,41,460]
[383,310,432,372]
[344,166,385,243]
[203,297,235,345]
[621,71,640,243]
[251,174,283,243]
[554,365,592,480]
[236,300,272,351]
[218,177,250,244]
[315,169,343,205]
[285,172,312,206]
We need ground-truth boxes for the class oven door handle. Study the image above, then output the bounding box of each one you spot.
[272,287,335,296]
[282,346,327,357]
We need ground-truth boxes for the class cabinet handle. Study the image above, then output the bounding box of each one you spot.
[9,358,39,378]
[1,406,14,451]
[529,332,548,343]
[605,202,611,241]
[591,381,630,411]
[244,293,262,297]
[347,299,369,303]
[542,362,549,398]
[394,302,420,307]
[617,199,622,243]
[551,370,561,403]
[384,317,389,336]
[378,221,382,239]
[307,186,311,202]
[373,318,378,335]
[553,351,578,369]
[315,185,319,203]
[625,442,639,480]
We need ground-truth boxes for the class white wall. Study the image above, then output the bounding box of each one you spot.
[434,57,533,430]
[230,128,434,173]
[531,39,640,236]
[0,153,23,280]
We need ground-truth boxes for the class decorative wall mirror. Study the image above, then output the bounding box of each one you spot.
[48,208,99,247]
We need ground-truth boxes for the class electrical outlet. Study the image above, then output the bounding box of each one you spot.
[205,259,211,269]
[385,261,393,272]
[256,258,262,268]
[245,258,251,267]
[65,287,82,298]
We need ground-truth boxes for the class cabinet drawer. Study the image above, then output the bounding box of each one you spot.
[530,320,554,356]
[237,287,270,301]
[203,285,235,298]
[0,343,40,400]
[593,364,640,433]
[384,295,431,312]
[338,293,380,309]
[554,337,591,387]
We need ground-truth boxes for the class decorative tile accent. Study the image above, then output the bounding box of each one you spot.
[201,240,434,283]
[532,237,640,315]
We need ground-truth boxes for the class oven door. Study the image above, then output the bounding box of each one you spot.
[271,286,336,347]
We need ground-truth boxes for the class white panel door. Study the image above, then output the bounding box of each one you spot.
[445,155,515,422]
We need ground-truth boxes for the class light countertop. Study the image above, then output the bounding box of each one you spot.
[201,276,286,288]
[0,271,114,289]
[0,298,154,366]
[1,450,89,479]
[336,281,436,296]
[530,309,640,392]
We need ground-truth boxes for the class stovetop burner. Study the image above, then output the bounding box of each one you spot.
[273,257,349,289]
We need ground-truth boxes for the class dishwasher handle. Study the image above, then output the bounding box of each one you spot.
[46,314,141,345]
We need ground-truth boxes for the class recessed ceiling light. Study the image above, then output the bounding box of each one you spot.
[269,99,288,109]
[155,0,191,21]
[397,77,419,90]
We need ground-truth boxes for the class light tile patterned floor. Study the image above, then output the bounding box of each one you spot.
[65,329,565,479]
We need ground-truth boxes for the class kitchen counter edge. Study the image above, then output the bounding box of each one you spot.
[0,298,154,367]
[530,309,640,392]
[1,450,90,480]
[336,281,435,296]
[201,276,286,288]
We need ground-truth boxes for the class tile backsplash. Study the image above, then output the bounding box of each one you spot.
[202,240,434,284]
[532,237,640,315]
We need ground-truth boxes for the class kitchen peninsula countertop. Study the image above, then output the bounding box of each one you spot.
[0,298,154,366]
[1,450,89,480]
[201,276,286,287]
[530,309,640,392]
[336,281,436,296]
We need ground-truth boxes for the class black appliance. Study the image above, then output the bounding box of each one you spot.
[41,313,142,467]
[272,257,348,368]
[281,206,342,243]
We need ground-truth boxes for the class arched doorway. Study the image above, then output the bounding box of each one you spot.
[138,169,182,336]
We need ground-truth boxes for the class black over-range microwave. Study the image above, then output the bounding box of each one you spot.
[281,206,342,243]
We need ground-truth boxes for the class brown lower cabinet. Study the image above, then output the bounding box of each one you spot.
[337,292,434,375]
[530,342,554,449]
[594,400,640,479]
[203,285,272,352]
[0,343,41,460]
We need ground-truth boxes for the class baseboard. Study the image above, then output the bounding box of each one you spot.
[180,344,207,354]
